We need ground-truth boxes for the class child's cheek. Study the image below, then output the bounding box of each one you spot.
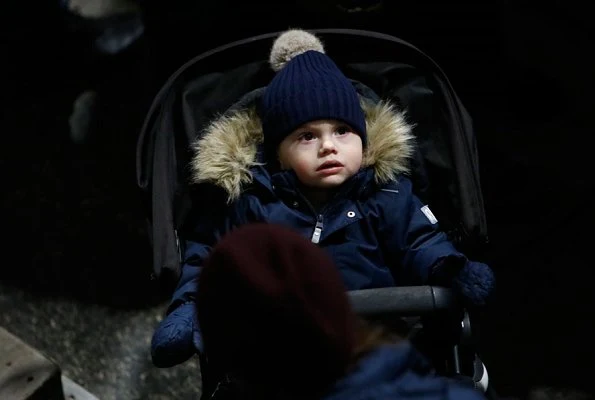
[294,159,314,178]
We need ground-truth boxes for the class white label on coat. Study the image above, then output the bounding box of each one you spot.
[421,205,438,224]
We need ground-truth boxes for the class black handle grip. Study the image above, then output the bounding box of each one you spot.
[347,286,455,316]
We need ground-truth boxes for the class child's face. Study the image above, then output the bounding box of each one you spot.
[278,119,363,189]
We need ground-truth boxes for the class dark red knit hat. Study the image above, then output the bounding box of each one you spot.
[196,223,357,390]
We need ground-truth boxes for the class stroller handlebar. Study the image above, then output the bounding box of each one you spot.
[348,286,455,316]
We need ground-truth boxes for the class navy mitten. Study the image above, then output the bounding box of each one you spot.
[452,261,495,307]
[151,301,204,368]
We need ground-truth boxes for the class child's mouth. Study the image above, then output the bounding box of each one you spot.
[317,161,343,171]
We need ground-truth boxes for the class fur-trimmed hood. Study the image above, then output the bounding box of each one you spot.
[190,99,415,203]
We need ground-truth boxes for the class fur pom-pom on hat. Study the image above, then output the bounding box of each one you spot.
[269,29,325,72]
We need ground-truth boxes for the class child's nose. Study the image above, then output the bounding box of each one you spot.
[320,136,337,153]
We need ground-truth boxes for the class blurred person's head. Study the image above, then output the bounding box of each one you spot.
[196,223,398,396]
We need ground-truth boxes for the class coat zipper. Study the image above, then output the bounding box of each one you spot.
[291,175,360,244]
[311,215,324,244]
[294,191,326,244]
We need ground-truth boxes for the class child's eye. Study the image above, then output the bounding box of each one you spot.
[299,132,315,141]
[336,126,351,135]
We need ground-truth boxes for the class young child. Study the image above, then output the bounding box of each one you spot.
[150,29,495,369]
[196,223,487,399]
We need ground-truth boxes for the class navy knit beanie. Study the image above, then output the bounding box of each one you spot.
[260,29,367,160]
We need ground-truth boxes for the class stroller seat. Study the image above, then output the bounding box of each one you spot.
[136,29,494,398]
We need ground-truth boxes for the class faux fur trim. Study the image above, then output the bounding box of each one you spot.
[190,100,415,203]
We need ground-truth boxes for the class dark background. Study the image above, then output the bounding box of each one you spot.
[1,1,593,399]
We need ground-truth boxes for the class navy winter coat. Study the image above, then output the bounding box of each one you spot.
[151,99,468,367]
[325,344,486,400]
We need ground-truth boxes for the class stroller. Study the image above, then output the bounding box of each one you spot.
[136,29,495,398]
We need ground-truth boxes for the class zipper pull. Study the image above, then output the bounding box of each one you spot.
[311,215,324,244]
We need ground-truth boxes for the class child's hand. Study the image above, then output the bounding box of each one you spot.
[151,301,204,367]
[452,261,495,308]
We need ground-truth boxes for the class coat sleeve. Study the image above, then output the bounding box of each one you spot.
[167,225,217,312]
[169,194,267,311]
[151,194,267,367]
[150,213,219,367]
[375,177,467,285]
